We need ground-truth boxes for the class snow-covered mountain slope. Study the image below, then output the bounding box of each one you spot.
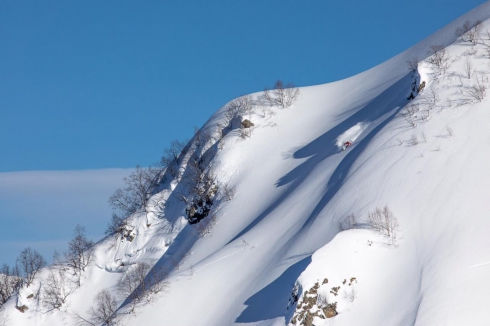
[4,3,490,326]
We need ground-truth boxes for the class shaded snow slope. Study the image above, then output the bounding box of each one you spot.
[4,2,490,326]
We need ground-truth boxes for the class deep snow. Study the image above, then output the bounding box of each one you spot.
[3,3,490,326]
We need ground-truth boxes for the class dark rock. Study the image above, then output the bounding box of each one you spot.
[241,119,254,129]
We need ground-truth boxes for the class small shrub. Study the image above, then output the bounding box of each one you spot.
[338,214,358,231]
[367,206,399,245]
[426,45,449,74]
[465,74,488,102]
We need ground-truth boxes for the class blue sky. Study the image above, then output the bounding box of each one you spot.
[0,0,485,264]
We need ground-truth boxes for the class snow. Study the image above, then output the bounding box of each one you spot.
[4,2,490,326]
[335,122,367,148]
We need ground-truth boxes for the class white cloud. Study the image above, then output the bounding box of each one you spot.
[0,169,131,266]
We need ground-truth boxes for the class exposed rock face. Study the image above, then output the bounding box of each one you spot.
[289,281,338,325]
[241,119,254,128]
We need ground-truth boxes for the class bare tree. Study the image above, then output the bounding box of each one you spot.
[404,115,417,129]
[117,262,167,309]
[424,87,439,111]
[426,45,449,74]
[406,103,420,117]
[64,225,94,287]
[0,264,20,306]
[227,95,255,119]
[339,213,358,231]
[218,97,252,140]
[41,269,72,311]
[465,74,488,102]
[406,58,419,72]
[220,182,236,201]
[16,248,46,288]
[183,155,218,224]
[89,290,118,325]
[160,139,187,178]
[367,206,399,245]
[259,80,300,108]
[463,57,474,79]
[469,21,483,45]
[108,165,161,234]
[73,289,119,326]
[455,20,482,44]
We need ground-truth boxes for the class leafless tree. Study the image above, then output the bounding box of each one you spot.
[410,135,419,146]
[343,286,357,303]
[406,103,419,117]
[227,95,255,119]
[469,21,483,45]
[73,289,119,325]
[406,58,419,72]
[465,74,488,102]
[64,225,94,287]
[463,57,474,79]
[41,268,72,311]
[447,126,454,137]
[424,88,439,111]
[16,248,46,288]
[220,182,236,201]
[0,264,20,306]
[117,262,167,309]
[196,214,217,237]
[484,45,490,59]
[259,80,300,108]
[404,115,417,129]
[367,206,399,245]
[455,20,482,45]
[160,139,187,177]
[108,165,161,234]
[239,125,252,139]
[89,290,118,325]
[339,213,358,231]
[426,45,449,74]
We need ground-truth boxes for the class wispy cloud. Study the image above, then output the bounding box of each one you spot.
[0,169,131,266]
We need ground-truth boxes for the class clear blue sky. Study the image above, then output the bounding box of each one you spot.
[0,0,485,265]
[0,0,485,172]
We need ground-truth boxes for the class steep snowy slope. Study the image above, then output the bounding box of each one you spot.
[4,3,490,326]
